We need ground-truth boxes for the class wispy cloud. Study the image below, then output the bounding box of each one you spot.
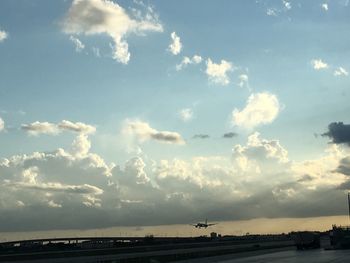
[69,35,85,52]
[282,0,292,10]
[334,67,348,77]
[176,55,202,71]
[22,120,96,136]
[0,29,8,42]
[178,108,193,122]
[238,74,249,89]
[0,117,4,132]
[266,8,278,16]
[192,134,210,139]
[168,32,182,55]
[321,3,329,11]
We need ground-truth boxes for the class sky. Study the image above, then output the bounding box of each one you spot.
[0,0,350,237]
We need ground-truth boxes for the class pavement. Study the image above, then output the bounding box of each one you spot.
[177,248,350,263]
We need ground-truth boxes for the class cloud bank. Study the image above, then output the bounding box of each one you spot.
[0,130,350,231]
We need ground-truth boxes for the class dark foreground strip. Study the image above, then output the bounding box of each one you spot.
[0,242,293,262]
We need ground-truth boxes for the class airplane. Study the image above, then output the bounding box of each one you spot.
[190,219,217,229]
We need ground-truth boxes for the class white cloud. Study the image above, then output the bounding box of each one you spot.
[168,32,182,55]
[123,120,185,145]
[206,58,233,85]
[176,55,202,71]
[321,3,329,11]
[179,108,193,122]
[69,35,85,52]
[0,30,7,42]
[92,46,101,57]
[0,135,112,212]
[238,74,249,89]
[311,59,328,70]
[62,0,163,64]
[232,92,280,130]
[292,145,348,188]
[234,132,289,165]
[283,0,292,10]
[21,121,59,136]
[266,8,278,16]
[0,117,4,132]
[58,120,96,134]
[334,67,348,77]
[22,120,96,136]
[72,134,91,157]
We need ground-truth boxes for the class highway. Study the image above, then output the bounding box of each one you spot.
[0,240,293,262]
[176,248,350,263]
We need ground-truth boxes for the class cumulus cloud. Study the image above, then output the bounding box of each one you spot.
[0,135,112,212]
[223,132,238,138]
[292,144,348,189]
[176,55,202,70]
[1,131,350,230]
[21,122,59,136]
[192,134,210,139]
[336,157,350,176]
[206,59,233,85]
[322,122,350,146]
[232,92,280,130]
[233,132,289,177]
[168,32,182,55]
[321,3,329,11]
[178,108,193,122]
[62,0,163,64]
[123,120,185,145]
[334,67,348,77]
[311,59,328,70]
[0,117,4,132]
[69,35,85,52]
[0,29,7,42]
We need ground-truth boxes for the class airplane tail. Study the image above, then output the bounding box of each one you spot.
[205,218,207,225]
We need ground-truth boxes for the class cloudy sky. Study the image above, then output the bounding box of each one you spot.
[0,0,350,236]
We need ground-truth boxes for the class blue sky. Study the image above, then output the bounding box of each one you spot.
[0,0,350,233]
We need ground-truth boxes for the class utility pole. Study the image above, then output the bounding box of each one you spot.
[348,192,350,223]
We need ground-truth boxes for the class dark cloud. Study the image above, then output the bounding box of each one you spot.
[151,132,184,144]
[297,174,314,183]
[223,132,238,138]
[335,157,350,176]
[322,122,350,146]
[192,134,210,139]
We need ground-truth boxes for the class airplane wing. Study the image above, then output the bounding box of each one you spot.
[208,223,217,226]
